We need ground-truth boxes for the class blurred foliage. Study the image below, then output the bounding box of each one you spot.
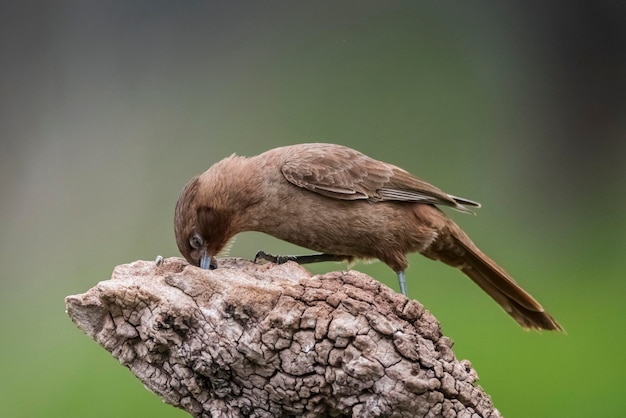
[0,2,624,417]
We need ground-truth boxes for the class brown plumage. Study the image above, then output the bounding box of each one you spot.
[174,143,562,331]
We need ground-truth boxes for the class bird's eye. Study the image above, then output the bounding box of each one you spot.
[189,234,204,250]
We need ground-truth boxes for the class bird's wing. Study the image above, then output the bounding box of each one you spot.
[280,144,480,213]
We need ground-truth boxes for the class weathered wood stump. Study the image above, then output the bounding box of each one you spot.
[65,257,501,418]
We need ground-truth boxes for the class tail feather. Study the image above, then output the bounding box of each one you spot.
[420,211,563,331]
[455,234,563,331]
[459,257,563,331]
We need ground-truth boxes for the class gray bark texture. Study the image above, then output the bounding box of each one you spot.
[65,257,502,418]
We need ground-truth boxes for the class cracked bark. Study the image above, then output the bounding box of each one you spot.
[65,257,502,418]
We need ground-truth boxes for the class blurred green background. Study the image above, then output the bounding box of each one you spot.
[1,2,624,417]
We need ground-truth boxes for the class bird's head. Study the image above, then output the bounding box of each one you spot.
[174,155,262,269]
[174,175,234,270]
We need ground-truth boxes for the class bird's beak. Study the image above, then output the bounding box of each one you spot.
[199,248,216,270]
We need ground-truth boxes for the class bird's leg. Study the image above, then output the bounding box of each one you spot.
[397,271,408,296]
[254,251,349,265]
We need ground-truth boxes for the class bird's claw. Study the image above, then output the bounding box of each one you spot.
[254,250,274,264]
[254,251,295,264]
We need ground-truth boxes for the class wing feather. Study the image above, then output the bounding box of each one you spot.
[280,144,480,213]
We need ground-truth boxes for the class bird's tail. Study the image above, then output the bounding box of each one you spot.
[424,216,563,331]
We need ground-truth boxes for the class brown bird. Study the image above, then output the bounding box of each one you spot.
[174,143,562,331]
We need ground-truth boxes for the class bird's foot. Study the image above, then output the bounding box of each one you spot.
[254,251,349,265]
[254,251,300,264]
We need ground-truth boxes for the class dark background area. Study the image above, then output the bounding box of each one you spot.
[1,2,624,417]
